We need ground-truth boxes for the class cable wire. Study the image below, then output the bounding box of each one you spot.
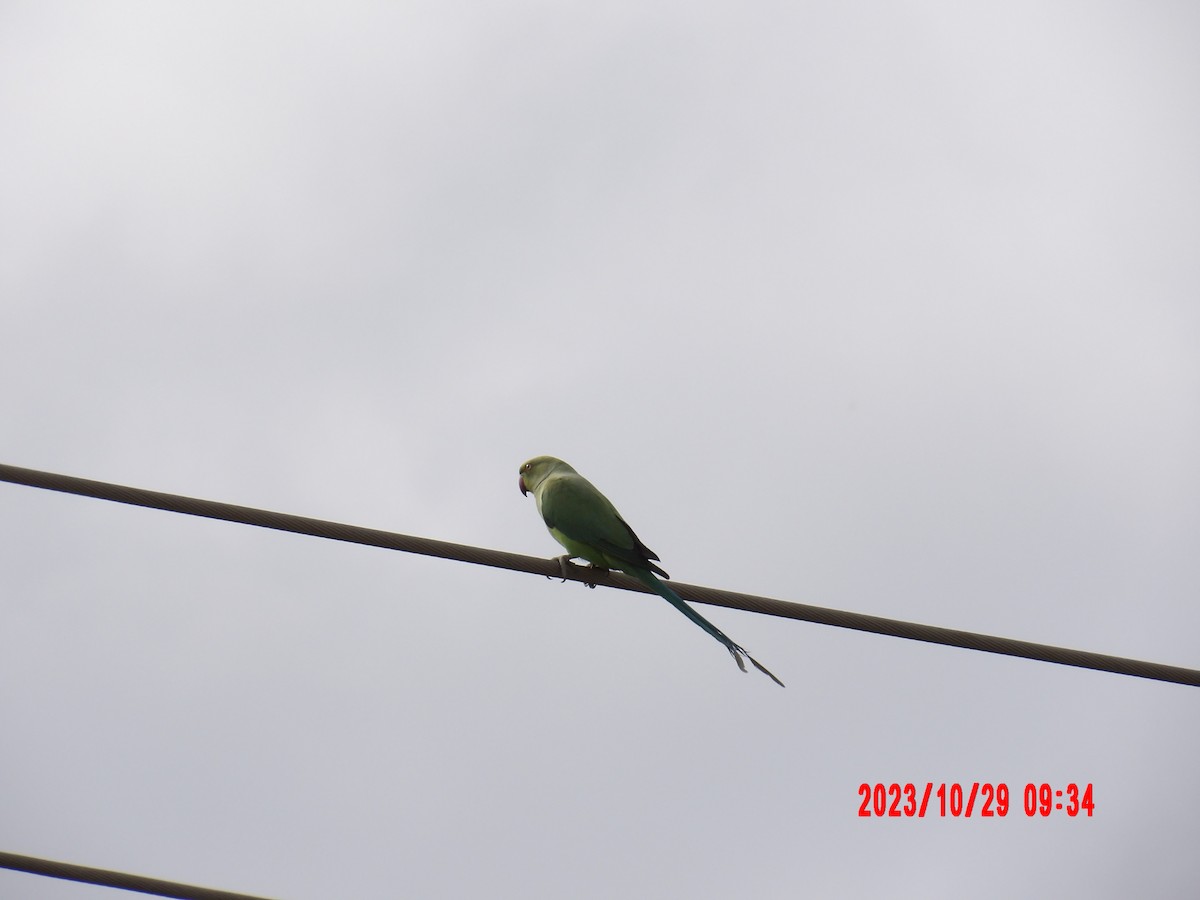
[0,850,279,900]
[2,462,1197,688]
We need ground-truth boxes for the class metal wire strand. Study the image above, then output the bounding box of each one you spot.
[0,850,279,900]
[2,462,1197,688]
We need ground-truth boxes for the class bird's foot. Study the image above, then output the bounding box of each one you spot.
[554,555,574,582]
[551,556,605,589]
[579,562,608,589]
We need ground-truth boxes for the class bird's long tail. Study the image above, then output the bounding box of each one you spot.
[631,570,785,687]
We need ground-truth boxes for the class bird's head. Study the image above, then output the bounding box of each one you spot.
[518,455,572,496]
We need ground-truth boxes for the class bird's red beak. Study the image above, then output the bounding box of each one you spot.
[519,475,528,496]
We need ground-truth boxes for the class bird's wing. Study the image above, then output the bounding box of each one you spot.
[540,475,666,576]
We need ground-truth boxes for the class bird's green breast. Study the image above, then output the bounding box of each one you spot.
[548,527,610,569]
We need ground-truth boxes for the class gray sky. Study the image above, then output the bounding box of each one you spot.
[2,2,1198,898]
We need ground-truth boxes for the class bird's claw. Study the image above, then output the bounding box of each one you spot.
[553,556,604,589]
[579,561,607,589]
[556,555,573,582]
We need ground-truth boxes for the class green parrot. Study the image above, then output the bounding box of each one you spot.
[518,455,784,686]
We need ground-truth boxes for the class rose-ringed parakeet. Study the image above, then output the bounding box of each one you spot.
[518,455,783,686]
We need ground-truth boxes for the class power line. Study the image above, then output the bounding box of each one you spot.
[0,850,279,900]
[2,462,1197,688]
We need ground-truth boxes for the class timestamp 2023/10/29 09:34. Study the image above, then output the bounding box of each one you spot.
[858,782,1095,819]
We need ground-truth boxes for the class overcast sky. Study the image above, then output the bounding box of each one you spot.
[2,2,1198,898]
